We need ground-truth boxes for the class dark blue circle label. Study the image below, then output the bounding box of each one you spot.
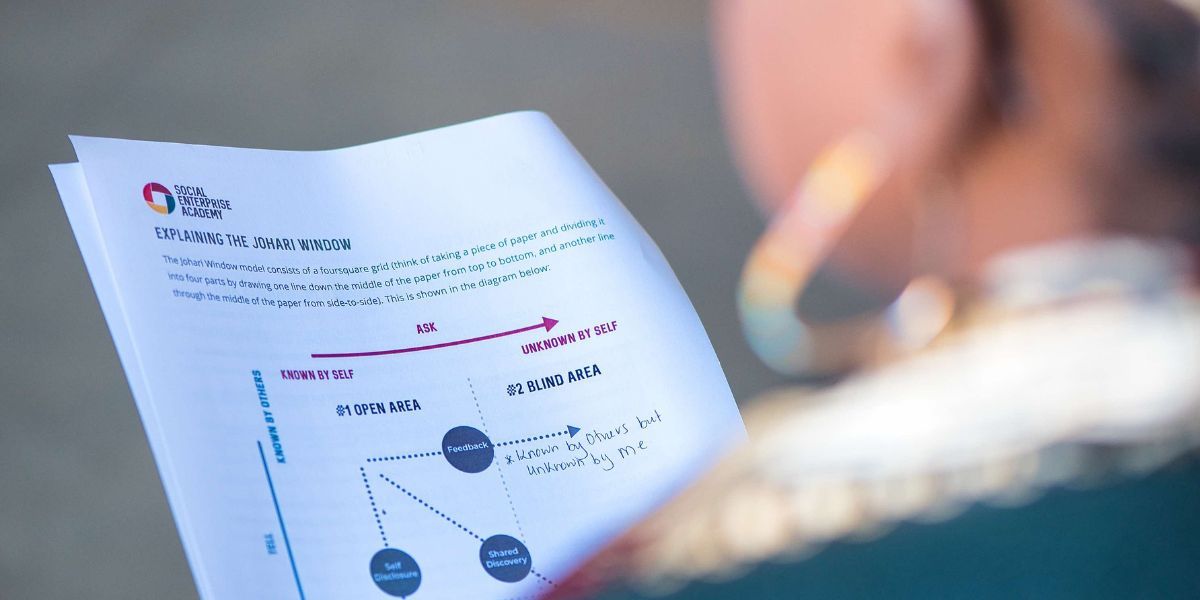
[441,426,494,473]
[370,548,421,597]
[479,534,532,582]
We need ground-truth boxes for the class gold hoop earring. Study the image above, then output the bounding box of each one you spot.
[738,134,958,377]
[737,132,890,376]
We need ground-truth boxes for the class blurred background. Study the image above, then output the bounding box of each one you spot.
[0,2,784,597]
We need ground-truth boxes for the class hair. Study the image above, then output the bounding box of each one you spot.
[973,0,1200,242]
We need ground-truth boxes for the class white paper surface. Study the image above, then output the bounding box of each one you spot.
[51,112,743,600]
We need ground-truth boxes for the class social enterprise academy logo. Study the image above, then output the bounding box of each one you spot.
[142,182,175,215]
[141,181,232,219]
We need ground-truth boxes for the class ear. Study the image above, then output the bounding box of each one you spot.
[731,0,987,377]
[818,0,984,293]
[713,0,984,220]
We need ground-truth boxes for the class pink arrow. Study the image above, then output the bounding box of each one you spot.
[311,316,559,359]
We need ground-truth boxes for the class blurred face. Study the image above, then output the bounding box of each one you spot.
[712,0,979,290]
[712,0,918,216]
[712,0,1130,285]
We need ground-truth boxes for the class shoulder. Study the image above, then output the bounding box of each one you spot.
[584,294,1200,597]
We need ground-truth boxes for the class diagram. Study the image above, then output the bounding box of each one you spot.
[358,380,580,598]
[254,314,673,599]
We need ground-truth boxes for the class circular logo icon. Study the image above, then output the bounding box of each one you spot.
[479,534,532,582]
[142,182,175,215]
[441,426,494,473]
[369,548,421,597]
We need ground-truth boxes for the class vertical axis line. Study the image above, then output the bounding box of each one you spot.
[258,441,306,600]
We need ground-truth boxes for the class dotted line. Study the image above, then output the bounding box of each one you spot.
[467,377,525,538]
[494,455,524,539]
[467,377,489,434]
[495,430,568,447]
[378,473,483,542]
[500,574,555,599]
[463,376,525,537]
[531,568,556,586]
[466,376,546,587]
[365,451,442,463]
[359,467,388,547]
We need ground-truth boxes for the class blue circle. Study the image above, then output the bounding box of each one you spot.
[441,426,494,473]
[479,534,532,582]
[370,548,421,597]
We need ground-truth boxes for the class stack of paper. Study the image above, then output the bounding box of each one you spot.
[50,112,744,599]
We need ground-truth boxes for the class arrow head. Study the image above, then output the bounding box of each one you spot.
[542,316,559,332]
[567,425,581,438]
